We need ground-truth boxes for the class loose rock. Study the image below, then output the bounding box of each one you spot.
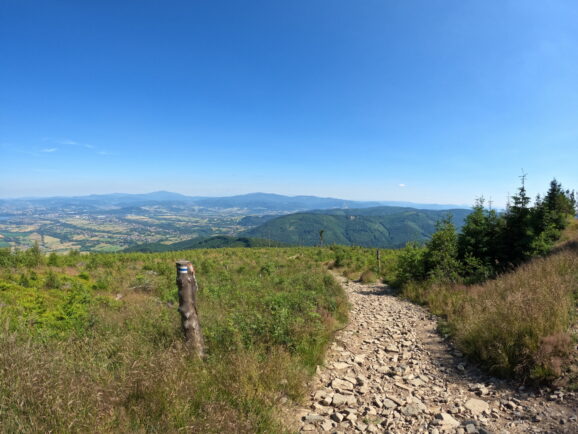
[291,272,577,433]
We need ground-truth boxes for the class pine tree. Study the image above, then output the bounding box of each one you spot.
[500,176,533,266]
[458,197,489,260]
[485,207,504,267]
[542,179,576,230]
[396,176,575,286]
[457,197,501,281]
[424,215,461,282]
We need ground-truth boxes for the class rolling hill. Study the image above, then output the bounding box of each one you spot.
[243,206,471,248]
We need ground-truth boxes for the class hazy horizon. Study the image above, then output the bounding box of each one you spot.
[2,1,577,207]
[0,190,472,207]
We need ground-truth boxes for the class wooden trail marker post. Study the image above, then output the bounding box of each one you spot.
[376,249,381,275]
[176,260,205,358]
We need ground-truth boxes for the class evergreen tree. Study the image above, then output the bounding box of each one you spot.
[528,179,576,256]
[457,198,501,281]
[424,216,461,282]
[485,207,504,267]
[541,179,576,230]
[500,177,533,266]
[395,176,575,286]
[458,198,490,261]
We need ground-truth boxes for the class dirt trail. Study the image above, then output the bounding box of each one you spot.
[293,274,577,433]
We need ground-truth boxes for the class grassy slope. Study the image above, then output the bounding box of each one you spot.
[244,208,471,248]
[124,235,287,253]
[4,219,574,432]
[402,221,578,383]
[0,247,347,433]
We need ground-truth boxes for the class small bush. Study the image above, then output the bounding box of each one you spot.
[395,242,426,285]
[44,270,61,289]
[47,252,60,266]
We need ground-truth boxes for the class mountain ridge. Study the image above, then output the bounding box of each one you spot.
[0,191,470,211]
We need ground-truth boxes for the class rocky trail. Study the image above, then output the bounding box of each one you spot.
[292,274,577,433]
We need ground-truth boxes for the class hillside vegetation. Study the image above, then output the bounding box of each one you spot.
[0,247,347,432]
[401,228,578,383]
[395,179,578,382]
[1,179,576,432]
[124,235,287,253]
[244,207,471,248]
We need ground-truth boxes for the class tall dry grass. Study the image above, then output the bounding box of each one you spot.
[402,236,578,382]
[453,242,577,379]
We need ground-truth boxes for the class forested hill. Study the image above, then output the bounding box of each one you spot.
[243,207,471,248]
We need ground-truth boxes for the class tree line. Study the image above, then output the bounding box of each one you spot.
[397,178,577,285]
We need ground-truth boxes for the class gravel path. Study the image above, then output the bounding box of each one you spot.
[293,274,577,433]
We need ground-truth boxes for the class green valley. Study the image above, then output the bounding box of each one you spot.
[0,193,471,253]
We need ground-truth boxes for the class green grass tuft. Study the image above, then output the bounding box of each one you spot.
[0,247,348,432]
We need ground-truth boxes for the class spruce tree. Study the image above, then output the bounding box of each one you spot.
[458,197,489,261]
[542,179,576,230]
[458,197,501,281]
[500,177,533,266]
[424,215,461,282]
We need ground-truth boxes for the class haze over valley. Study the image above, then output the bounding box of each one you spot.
[0,192,470,252]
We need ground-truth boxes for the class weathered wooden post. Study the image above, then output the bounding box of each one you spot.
[176,260,205,358]
[376,249,381,275]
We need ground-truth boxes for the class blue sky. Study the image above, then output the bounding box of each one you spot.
[1,1,577,206]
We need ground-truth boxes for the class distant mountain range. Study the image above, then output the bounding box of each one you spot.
[1,191,469,213]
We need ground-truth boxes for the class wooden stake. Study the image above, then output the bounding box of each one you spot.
[176,260,205,358]
[376,249,381,275]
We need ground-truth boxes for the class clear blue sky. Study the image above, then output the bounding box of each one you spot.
[1,1,577,206]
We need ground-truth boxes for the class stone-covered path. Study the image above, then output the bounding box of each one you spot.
[292,274,577,433]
